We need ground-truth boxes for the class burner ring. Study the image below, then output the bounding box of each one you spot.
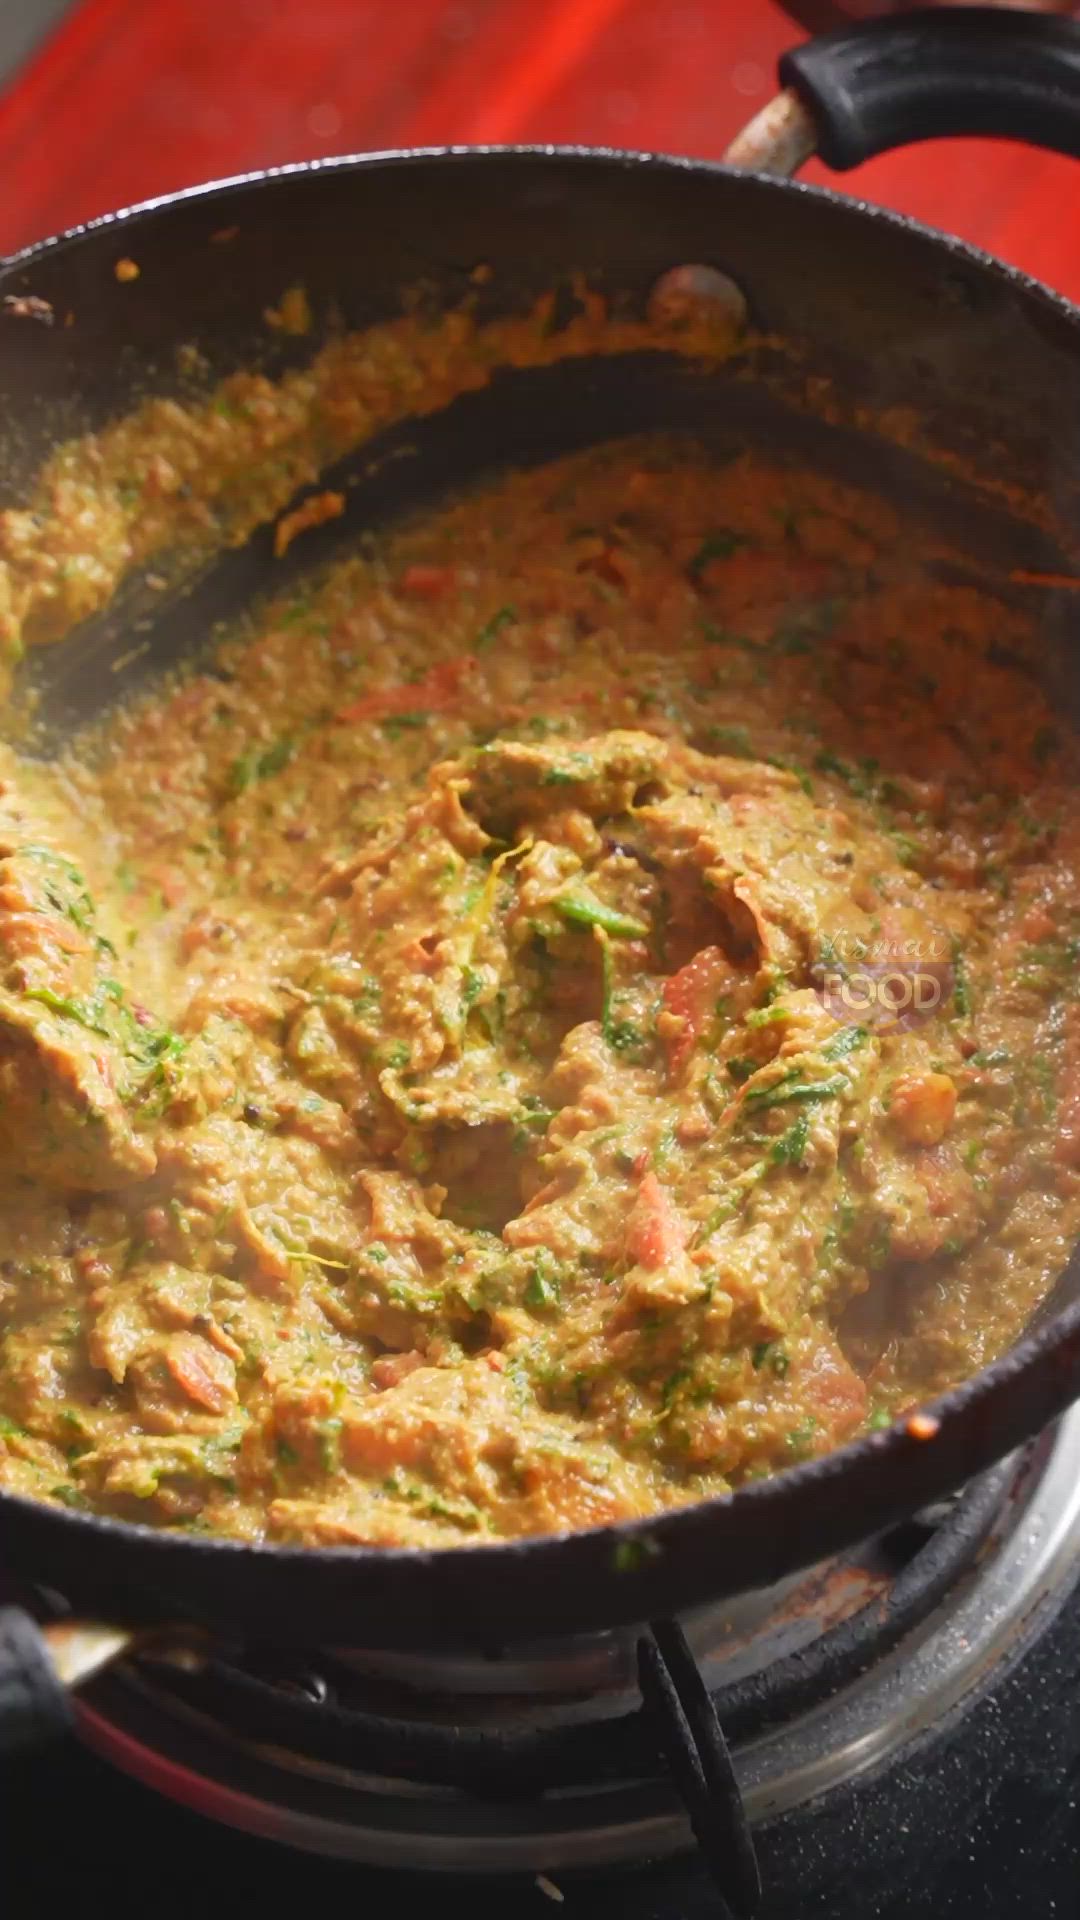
[51,1407,1080,1876]
[79,1448,1015,1800]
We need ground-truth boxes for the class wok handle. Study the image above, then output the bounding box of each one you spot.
[0,1606,131,1752]
[726,6,1080,176]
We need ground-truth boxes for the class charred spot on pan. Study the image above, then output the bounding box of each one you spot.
[935,268,984,313]
[535,277,591,339]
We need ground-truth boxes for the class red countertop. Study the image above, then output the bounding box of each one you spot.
[0,0,1078,297]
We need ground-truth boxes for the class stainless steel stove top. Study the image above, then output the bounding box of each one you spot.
[64,1404,1080,1878]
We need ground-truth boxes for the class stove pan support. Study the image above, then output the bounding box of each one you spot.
[638,1619,762,1917]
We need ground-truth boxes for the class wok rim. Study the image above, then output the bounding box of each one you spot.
[2,135,1078,326]
[2,141,1080,1599]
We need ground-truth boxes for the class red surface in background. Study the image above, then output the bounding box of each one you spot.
[0,0,1078,298]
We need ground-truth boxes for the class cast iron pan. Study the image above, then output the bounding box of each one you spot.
[3,9,1080,1744]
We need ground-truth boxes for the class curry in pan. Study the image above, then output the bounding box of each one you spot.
[1,308,1079,1549]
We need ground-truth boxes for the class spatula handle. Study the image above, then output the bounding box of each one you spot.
[0,1607,72,1753]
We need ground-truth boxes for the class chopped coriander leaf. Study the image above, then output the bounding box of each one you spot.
[257,734,297,779]
[814,748,847,780]
[706,723,753,757]
[661,1368,691,1409]
[476,605,517,650]
[771,623,813,657]
[786,1415,818,1454]
[746,1003,788,1029]
[600,940,647,1055]
[316,1417,343,1473]
[556,891,648,939]
[146,1031,186,1073]
[20,847,96,930]
[951,942,972,1018]
[524,1261,560,1310]
[612,1534,661,1573]
[744,1072,846,1110]
[822,1024,867,1061]
[652,1126,677,1171]
[696,1159,769,1242]
[228,753,257,795]
[770,1111,811,1164]
[599,1021,641,1052]
[687,528,746,576]
[461,966,485,1008]
[767,754,814,793]
[752,1341,790,1376]
[381,711,431,739]
[22,985,112,1035]
[868,1220,892,1268]
[813,747,878,798]
[1029,1052,1056,1120]
[726,1056,757,1085]
[229,734,297,791]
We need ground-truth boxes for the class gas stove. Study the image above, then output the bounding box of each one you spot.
[9,1404,1080,1919]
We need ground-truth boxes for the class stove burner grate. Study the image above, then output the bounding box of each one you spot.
[61,1413,1080,1899]
[118,1450,1011,1800]
[639,1619,762,1918]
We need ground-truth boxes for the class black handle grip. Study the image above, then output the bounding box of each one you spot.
[780,6,1080,171]
[0,1607,72,1752]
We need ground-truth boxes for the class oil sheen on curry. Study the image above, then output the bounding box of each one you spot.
[2,437,1079,1550]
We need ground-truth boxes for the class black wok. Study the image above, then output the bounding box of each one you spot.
[4,9,1080,1738]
